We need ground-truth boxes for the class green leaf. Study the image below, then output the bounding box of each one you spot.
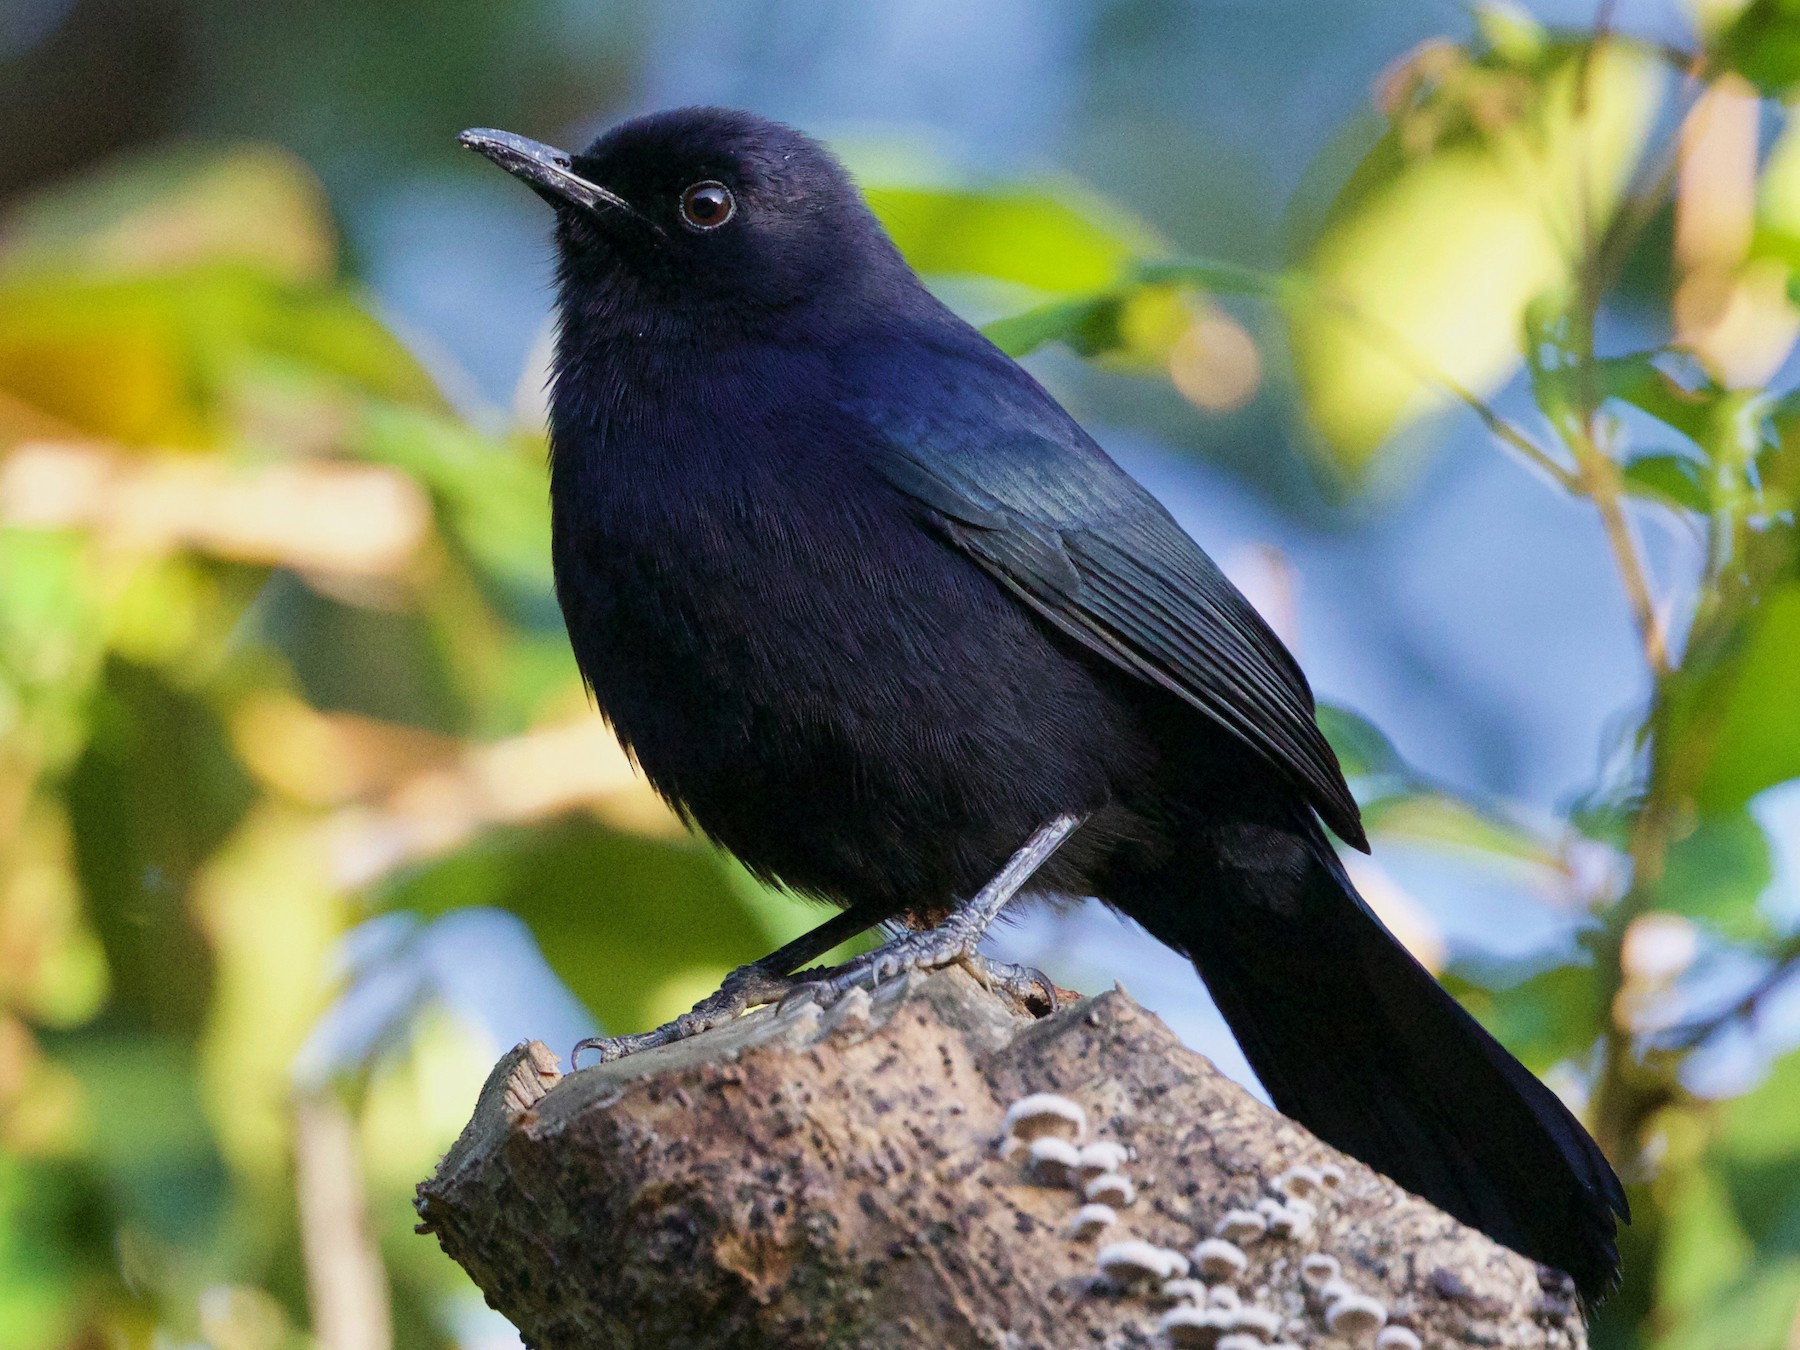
[1595,351,1723,447]
[1315,702,1412,783]
[1697,581,1800,813]
[1359,791,1559,867]
[376,820,776,1039]
[1717,1048,1800,1255]
[0,266,440,446]
[52,1034,232,1245]
[1623,451,1713,512]
[982,291,1133,359]
[1647,811,1775,940]
[1567,789,1648,849]
[1660,1258,1800,1350]
[0,1153,113,1350]
[866,184,1151,295]
[1445,957,1606,1072]
[65,658,254,1037]
[1714,0,1800,96]
[354,405,552,610]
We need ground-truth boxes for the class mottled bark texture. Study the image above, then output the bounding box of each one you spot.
[415,968,1587,1349]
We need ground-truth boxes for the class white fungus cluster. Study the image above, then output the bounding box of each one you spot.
[1000,1093,1142,1218]
[999,1097,1403,1349]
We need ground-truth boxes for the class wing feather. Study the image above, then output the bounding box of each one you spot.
[844,349,1365,849]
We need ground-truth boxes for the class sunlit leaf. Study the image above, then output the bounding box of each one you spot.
[1360,790,1559,867]
[1753,98,1800,273]
[1660,1258,1800,1350]
[194,807,347,1180]
[868,183,1153,295]
[1288,39,1661,484]
[0,268,439,448]
[0,143,335,287]
[1658,1155,1758,1324]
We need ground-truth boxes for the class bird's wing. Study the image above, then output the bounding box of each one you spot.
[842,342,1366,850]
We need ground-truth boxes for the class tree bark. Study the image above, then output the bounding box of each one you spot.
[416,967,1587,1349]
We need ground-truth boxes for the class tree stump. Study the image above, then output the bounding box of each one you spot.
[415,967,1587,1348]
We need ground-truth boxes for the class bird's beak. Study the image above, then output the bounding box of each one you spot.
[458,128,662,235]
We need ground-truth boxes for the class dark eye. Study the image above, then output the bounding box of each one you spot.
[679,181,735,230]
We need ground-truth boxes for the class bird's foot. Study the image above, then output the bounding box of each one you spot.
[966,954,1063,1017]
[569,961,796,1068]
[784,940,1061,1017]
[788,917,983,1006]
[567,815,1084,1068]
[783,814,1087,1014]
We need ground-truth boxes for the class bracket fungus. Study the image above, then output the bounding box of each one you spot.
[1002,1092,1086,1143]
[1085,1171,1139,1208]
[1214,1207,1269,1245]
[1025,1135,1082,1187]
[1097,1239,1189,1288]
[1159,1305,1237,1347]
[1189,1237,1251,1281]
[1325,1291,1390,1338]
[1066,1202,1118,1240]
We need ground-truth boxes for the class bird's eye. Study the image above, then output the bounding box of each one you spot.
[679,181,735,230]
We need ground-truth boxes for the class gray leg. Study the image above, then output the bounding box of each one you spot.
[791,813,1085,1005]
[570,905,875,1067]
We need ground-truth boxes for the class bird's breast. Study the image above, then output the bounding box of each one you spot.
[546,416,1133,905]
[552,435,990,752]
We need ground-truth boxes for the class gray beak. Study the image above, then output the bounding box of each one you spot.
[458,128,661,235]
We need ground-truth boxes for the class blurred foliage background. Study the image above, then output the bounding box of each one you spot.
[2,0,1799,1346]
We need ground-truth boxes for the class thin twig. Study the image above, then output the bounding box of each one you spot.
[1667,934,1800,1050]
[1578,441,1673,674]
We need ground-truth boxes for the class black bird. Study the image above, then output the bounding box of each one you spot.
[460,107,1627,1300]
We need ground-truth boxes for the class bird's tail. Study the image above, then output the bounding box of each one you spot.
[1121,830,1627,1301]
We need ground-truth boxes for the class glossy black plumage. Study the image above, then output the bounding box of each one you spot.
[466,107,1627,1300]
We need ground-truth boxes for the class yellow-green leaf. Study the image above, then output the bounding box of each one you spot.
[1288,39,1660,486]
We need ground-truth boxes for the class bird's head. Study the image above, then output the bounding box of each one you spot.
[460,107,908,335]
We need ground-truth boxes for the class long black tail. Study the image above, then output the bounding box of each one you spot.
[1119,824,1627,1302]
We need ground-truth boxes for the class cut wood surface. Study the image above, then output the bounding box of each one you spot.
[416,967,1587,1349]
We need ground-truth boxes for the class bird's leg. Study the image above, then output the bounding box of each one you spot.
[791,813,1086,1006]
[570,905,876,1067]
